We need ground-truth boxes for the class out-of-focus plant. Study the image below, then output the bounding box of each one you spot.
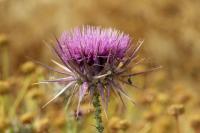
[0,34,9,80]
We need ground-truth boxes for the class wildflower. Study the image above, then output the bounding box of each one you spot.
[36,26,160,132]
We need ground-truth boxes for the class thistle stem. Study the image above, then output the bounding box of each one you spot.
[92,92,104,133]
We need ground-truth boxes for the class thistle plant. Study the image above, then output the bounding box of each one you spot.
[37,26,160,133]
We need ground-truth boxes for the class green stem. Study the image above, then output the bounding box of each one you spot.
[92,92,104,133]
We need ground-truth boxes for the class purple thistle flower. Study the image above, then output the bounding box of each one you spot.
[57,26,130,63]
[37,26,161,115]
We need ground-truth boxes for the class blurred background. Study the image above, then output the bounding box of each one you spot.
[0,0,200,133]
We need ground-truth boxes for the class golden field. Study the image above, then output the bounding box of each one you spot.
[0,0,200,133]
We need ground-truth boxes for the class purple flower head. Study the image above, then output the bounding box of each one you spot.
[56,26,131,74]
[37,26,161,116]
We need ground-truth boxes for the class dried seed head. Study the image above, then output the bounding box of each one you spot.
[190,115,200,131]
[0,34,9,47]
[168,104,185,116]
[157,93,170,104]
[53,115,66,128]
[34,118,49,133]
[139,90,156,105]
[108,117,122,131]
[20,112,35,124]
[27,88,44,99]
[155,116,173,133]
[143,111,157,122]
[108,117,130,131]
[0,118,10,130]
[20,61,36,74]
[176,92,191,104]
[118,119,130,131]
[0,80,11,95]
[35,66,46,76]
